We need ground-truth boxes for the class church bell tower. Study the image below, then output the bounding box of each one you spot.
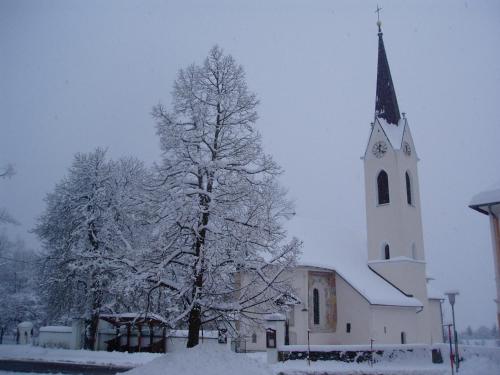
[363,19,432,343]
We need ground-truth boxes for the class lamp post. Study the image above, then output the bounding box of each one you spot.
[307,329,311,366]
[445,290,460,372]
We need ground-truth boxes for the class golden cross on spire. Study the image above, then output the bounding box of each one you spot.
[375,4,383,32]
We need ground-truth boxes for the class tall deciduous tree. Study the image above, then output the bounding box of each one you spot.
[149,46,300,347]
[0,164,18,225]
[0,233,40,343]
[35,149,149,349]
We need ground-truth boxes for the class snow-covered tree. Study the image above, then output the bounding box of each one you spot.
[0,164,18,225]
[148,45,301,347]
[0,233,40,343]
[35,149,150,349]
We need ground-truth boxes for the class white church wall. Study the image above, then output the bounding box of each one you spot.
[238,267,309,351]
[285,267,332,345]
[368,259,427,300]
[488,206,500,329]
[368,259,431,344]
[428,299,444,343]
[363,118,434,344]
[307,271,337,333]
[370,305,419,344]
[365,128,405,261]
[364,125,425,263]
[289,267,309,345]
[287,268,371,345]
[333,274,371,345]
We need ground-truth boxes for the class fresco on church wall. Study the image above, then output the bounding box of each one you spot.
[308,271,337,332]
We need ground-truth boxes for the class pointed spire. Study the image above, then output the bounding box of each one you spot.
[375,19,401,125]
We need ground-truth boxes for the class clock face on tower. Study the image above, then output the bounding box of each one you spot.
[372,141,388,158]
[403,142,411,156]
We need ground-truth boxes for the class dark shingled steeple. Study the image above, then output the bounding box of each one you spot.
[375,22,401,125]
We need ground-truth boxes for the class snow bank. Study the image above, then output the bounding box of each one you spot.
[124,345,273,375]
[272,344,500,375]
[435,343,500,367]
[274,362,445,375]
[0,345,159,367]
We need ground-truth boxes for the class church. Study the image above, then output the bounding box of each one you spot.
[245,21,444,350]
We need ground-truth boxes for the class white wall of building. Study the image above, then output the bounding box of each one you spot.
[428,299,444,343]
[38,326,72,348]
[247,266,427,349]
[332,275,371,345]
[364,120,436,344]
[370,305,419,344]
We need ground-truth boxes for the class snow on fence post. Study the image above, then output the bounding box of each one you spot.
[265,313,286,364]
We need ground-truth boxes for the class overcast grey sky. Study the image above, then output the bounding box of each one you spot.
[1,0,500,331]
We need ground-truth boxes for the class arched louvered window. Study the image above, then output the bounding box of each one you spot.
[406,171,412,205]
[384,244,390,260]
[377,170,390,204]
[313,288,320,325]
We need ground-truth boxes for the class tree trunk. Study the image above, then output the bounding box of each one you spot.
[86,313,100,350]
[186,304,202,348]
[86,284,102,350]
[186,183,211,348]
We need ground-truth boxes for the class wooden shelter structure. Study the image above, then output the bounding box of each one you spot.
[100,313,168,353]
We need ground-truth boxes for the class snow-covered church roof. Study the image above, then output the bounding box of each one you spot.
[287,216,422,308]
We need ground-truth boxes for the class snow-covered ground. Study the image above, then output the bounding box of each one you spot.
[124,345,273,375]
[122,346,500,375]
[1,344,499,374]
[0,345,160,367]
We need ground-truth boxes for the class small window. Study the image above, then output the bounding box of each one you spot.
[313,288,320,325]
[384,244,390,260]
[346,323,351,333]
[251,333,257,343]
[377,170,390,205]
[384,326,387,334]
[405,172,412,205]
[401,331,407,344]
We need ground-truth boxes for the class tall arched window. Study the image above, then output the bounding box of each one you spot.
[377,170,390,204]
[401,331,407,344]
[384,244,390,260]
[313,288,320,325]
[405,171,412,205]
[251,333,257,343]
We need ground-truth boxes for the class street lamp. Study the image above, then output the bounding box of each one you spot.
[445,290,460,372]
